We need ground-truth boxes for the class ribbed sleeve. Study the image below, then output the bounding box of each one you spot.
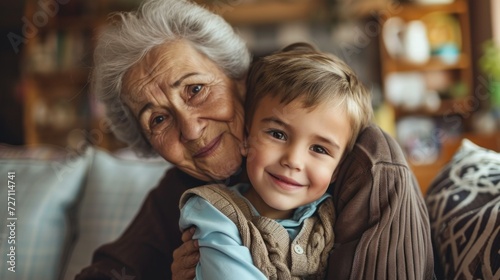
[326,124,434,280]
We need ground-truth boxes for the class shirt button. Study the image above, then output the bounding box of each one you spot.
[294,244,304,255]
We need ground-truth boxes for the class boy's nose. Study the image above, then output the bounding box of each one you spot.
[280,147,304,171]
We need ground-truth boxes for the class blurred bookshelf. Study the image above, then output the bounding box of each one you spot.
[20,0,139,151]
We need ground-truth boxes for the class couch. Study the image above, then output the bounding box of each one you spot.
[0,138,498,280]
[0,146,172,280]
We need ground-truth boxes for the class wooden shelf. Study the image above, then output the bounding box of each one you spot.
[396,0,468,20]
[198,0,324,25]
[377,0,477,193]
[382,54,470,73]
[29,70,90,86]
[393,97,471,118]
[21,0,133,151]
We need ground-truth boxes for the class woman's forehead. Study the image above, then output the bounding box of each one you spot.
[124,42,194,82]
[122,40,216,95]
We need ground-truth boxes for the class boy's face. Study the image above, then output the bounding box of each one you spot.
[245,95,352,219]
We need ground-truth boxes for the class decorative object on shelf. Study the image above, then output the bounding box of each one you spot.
[432,43,459,64]
[403,20,431,64]
[382,17,431,64]
[479,40,500,108]
[386,72,426,109]
[424,90,441,111]
[421,12,461,64]
[382,17,406,59]
[373,101,396,137]
[396,116,440,165]
[471,109,498,135]
[385,72,441,111]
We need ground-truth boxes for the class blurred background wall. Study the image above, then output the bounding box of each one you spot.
[1,0,499,190]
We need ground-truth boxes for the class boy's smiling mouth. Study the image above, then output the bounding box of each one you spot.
[268,172,305,190]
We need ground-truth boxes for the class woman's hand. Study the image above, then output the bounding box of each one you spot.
[172,227,200,280]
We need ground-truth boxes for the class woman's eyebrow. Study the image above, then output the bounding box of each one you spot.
[138,103,154,119]
[172,72,199,87]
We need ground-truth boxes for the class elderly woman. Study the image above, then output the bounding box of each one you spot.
[76,0,434,279]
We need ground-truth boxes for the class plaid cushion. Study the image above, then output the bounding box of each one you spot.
[62,148,171,279]
[0,148,91,280]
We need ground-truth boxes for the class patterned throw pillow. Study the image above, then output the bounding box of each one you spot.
[425,139,500,279]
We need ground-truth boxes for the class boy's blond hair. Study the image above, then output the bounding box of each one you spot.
[245,42,373,152]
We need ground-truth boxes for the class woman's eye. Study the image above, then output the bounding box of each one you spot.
[311,145,328,155]
[267,130,286,140]
[150,115,167,128]
[153,115,164,125]
[188,84,203,97]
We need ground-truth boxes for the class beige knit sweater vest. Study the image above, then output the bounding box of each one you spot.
[180,184,335,280]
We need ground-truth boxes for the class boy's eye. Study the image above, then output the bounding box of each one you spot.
[311,145,328,155]
[267,130,287,140]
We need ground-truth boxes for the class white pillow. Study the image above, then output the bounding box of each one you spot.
[62,148,171,280]
[0,150,91,280]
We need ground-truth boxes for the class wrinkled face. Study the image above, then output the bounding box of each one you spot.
[122,40,245,181]
[245,95,351,219]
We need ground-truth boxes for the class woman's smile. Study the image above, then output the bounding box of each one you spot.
[193,133,223,158]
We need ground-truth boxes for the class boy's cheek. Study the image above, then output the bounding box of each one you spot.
[246,146,257,163]
[245,133,264,158]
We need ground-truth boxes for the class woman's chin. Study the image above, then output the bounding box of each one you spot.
[207,158,242,181]
[182,156,242,182]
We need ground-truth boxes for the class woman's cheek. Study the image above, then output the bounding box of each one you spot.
[150,132,184,164]
[232,104,245,140]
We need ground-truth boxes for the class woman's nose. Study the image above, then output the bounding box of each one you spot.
[280,147,303,171]
[178,112,206,142]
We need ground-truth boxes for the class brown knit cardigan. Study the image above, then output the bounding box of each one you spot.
[75,124,434,280]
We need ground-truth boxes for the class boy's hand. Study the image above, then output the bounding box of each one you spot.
[171,227,200,280]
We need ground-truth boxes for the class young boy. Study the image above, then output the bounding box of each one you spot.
[179,42,373,279]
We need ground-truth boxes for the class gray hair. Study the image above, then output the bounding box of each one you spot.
[92,0,250,156]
